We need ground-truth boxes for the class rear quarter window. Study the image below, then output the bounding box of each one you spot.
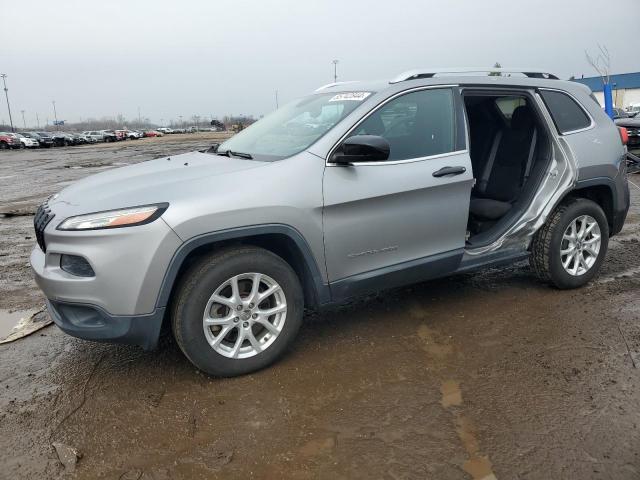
[540,90,592,134]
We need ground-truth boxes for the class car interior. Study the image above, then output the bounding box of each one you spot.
[463,92,552,245]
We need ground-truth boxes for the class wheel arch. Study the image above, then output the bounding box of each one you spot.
[555,178,616,234]
[156,225,330,316]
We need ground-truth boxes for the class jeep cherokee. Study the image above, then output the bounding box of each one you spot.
[31,67,631,376]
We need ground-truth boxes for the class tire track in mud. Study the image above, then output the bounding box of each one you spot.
[412,304,498,480]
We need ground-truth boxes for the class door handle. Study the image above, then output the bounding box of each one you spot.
[432,166,466,178]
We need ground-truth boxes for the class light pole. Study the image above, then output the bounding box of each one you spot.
[275,90,279,109]
[36,112,40,129]
[21,110,26,129]
[1,74,15,132]
[179,115,183,128]
[52,100,58,126]
[332,59,339,83]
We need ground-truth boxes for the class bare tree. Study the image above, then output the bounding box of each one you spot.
[488,62,502,77]
[585,44,611,84]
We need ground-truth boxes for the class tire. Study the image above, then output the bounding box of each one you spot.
[0,142,7,150]
[172,246,304,377]
[530,198,609,289]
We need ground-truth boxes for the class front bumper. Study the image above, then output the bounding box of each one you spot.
[46,300,165,350]
[30,213,182,317]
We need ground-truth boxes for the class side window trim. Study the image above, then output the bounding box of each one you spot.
[326,85,468,166]
[538,88,595,136]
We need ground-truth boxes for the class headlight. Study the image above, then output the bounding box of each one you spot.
[57,203,168,231]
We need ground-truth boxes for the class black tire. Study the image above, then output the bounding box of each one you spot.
[530,198,609,289]
[0,142,8,150]
[171,246,304,377]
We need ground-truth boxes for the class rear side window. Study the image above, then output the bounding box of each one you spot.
[540,90,591,134]
[352,88,455,161]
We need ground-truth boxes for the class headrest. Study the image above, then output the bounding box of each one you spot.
[511,105,535,131]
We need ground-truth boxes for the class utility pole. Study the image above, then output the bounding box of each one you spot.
[275,90,279,109]
[138,106,141,125]
[179,115,183,127]
[332,59,339,83]
[52,100,58,126]
[1,74,15,132]
[21,110,26,129]
[36,112,40,129]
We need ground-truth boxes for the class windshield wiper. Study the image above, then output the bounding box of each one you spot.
[216,149,253,159]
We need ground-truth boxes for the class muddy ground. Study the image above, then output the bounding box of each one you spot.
[1,137,639,479]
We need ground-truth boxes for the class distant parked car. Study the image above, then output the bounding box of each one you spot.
[113,130,129,141]
[616,116,640,149]
[143,130,163,137]
[613,108,630,120]
[99,130,119,142]
[0,132,20,149]
[22,132,53,148]
[51,132,79,147]
[73,132,96,144]
[14,133,39,148]
[625,104,640,118]
[157,127,173,134]
[124,130,142,140]
[36,132,56,147]
[82,131,107,142]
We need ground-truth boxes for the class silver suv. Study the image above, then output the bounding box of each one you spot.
[31,68,630,376]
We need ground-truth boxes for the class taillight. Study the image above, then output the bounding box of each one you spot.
[619,127,629,146]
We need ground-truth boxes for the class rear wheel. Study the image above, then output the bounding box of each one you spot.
[530,198,609,289]
[172,246,304,377]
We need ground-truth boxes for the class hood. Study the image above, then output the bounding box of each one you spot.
[49,151,268,216]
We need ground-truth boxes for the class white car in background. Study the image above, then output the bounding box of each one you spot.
[126,130,143,139]
[13,133,39,148]
[82,131,106,142]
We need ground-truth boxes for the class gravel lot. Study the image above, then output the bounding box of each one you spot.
[1,137,640,479]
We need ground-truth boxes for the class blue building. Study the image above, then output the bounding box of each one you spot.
[572,72,640,111]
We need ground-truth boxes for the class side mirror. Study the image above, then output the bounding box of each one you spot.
[204,143,220,153]
[331,135,390,165]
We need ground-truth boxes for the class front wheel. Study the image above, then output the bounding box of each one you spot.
[172,246,304,377]
[530,198,609,289]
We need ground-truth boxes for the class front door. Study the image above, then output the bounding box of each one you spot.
[322,87,473,296]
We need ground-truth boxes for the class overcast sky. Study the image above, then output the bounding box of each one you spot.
[1,0,639,126]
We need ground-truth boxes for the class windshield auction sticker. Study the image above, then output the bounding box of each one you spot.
[329,92,372,102]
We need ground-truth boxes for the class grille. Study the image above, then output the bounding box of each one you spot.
[34,202,54,252]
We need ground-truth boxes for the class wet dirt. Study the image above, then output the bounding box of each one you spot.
[0,140,639,479]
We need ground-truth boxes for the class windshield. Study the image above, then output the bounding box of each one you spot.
[217,91,373,161]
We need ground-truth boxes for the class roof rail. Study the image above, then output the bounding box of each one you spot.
[314,81,359,92]
[389,67,559,84]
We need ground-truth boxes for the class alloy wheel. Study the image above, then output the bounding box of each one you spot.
[202,272,287,359]
[560,215,601,276]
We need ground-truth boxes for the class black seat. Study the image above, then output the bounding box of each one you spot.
[470,105,537,221]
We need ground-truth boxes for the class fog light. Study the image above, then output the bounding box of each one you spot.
[60,254,95,277]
